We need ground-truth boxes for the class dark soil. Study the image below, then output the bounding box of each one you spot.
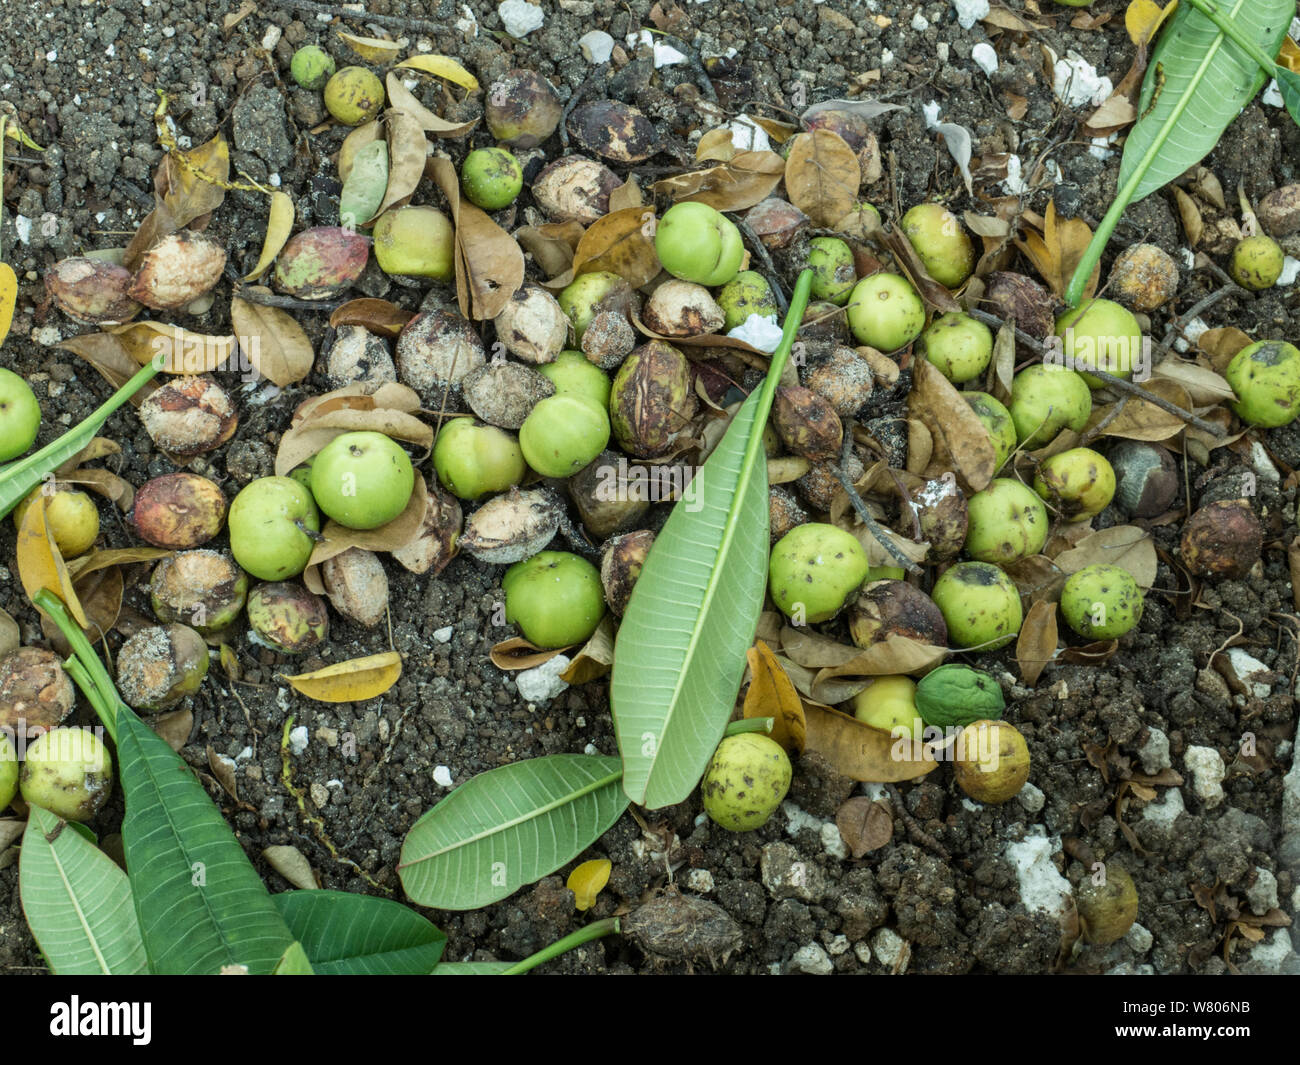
[2,0,1299,976]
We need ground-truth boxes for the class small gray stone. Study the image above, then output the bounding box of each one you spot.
[1018,782,1046,813]
[789,942,833,975]
[1125,923,1154,954]
[1245,867,1279,916]
[760,841,826,903]
[871,928,910,973]
[1137,727,1171,775]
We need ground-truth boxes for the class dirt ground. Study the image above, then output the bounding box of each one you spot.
[2,0,1299,975]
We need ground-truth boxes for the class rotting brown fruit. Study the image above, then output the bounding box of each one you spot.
[909,476,969,561]
[848,579,948,651]
[1179,498,1262,579]
[982,271,1055,356]
[246,582,329,654]
[494,284,569,365]
[139,374,238,457]
[116,623,210,711]
[484,69,563,148]
[744,197,809,250]
[774,386,843,461]
[273,226,369,300]
[462,361,555,430]
[568,450,651,540]
[396,309,487,401]
[802,346,874,418]
[609,341,696,459]
[1107,243,1180,313]
[150,550,249,635]
[0,647,76,736]
[321,547,389,628]
[565,99,657,163]
[1258,184,1300,238]
[600,529,655,617]
[769,485,808,543]
[128,231,227,311]
[580,309,637,370]
[643,280,725,337]
[390,479,462,576]
[1108,440,1178,519]
[796,450,862,513]
[323,325,397,388]
[45,257,141,324]
[531,155,622,224]
[130,472,228,549]
[458,487,562,565]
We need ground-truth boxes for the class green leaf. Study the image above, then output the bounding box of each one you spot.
[398,754,628,911]
[117,709,296,974]
[1277,67,1300,127]
[0,359,161,520]
[431,961,514,974]
[609,271,814,808]
[19,806,148,975]
[273,889,447,974]
[273,941,315,974]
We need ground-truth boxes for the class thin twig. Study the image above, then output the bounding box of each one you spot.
[228,282,345,314]
[1078,393,1128,446]
[264,0,446,35]
[832,433,923,575]
[735,218,787,315]
[1157,282,1243,357]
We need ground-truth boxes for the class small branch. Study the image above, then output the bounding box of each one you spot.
[967,308,1045,355]
[1156,282,1243,357]
[832,433,923,575]
[735,218,788,315]
[230,284,345,314]
[1079,393,1128,446]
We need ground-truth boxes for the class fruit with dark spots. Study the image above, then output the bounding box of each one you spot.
[1060,563,1143,640]
[274,226,369,299]
[768,522,869,623]
[915,664,1005,729]
[1008,364,1091,448]
[150,550,249,635]
[964,478,1049,564]
[20,727,114,822]
[717,271,779,330]
[600,529,654,616]
[566,99,657,163]
[485,69,562,148]
[494,284,569,364]
[931,561,1023,650]
[918,312,993,384]
[460,146,523,210]
[139,374,237,456]
[246,583,329,654]
[1032,447,1115,521]
[1225,340,1300,427]
[701,733,792,831]
[846,273,925,352]
[1229,234,1284,291]
[983,271,1054,356]
[806,236,857,305]
[0,647,76,736]
[323,65,384,125]
[963,391,1017,472]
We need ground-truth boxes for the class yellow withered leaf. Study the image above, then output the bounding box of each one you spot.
[282,652,402,703]
[337,31,402,63]
[107,321,236,374]
[395,54,480,91]
[1279,36,1300,74]
[743,640,806,754]
[1125,0,1177,49]
[567,859,611,911]
[17,493,88,627]
[0,262,15,348]
[244,191,295,281]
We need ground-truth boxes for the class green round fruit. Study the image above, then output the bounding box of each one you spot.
[1033,446,1115,521]
[654,201,744,286]
[558,271,628,339]
[700,733,792,831]
[768,522,869,623]
[20,727,114,822]
[536,350,612,409]
[914,663,1005,729]
[433,419,526,499]
[1076,865,1139,945]
[1229,235,1284,291]
[1225,340,1300,427]
[503,551,606,649]
[0,733,17,812]
[372,205,455,280]
[953,720,1030,804]
[1060,563,1143,640]
[228,476,321,581]
[14,486,99,557]
[0,367,41,462]
[807,236,857,305]
[310,430,415,530]
[852,675,924,739]
[290,44,336,91]
[919,312,993,383]
[931,561,1023,650]
[460,147,524,210]
[1054,297,1144,387]
[519,394,611,478]
[846,273,925,351]
[323,66,385,126]
[717,270,779,330]
[1009,364,1092,448]
[964,391,1018,472]
[964,478,1049,564]
[901,202,975,288]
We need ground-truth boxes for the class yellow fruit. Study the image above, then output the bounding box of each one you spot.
[952,720,1030,803]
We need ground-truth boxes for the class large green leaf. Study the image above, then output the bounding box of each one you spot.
[1278,67,1300,127]
[274,889,447,974]
[19,806,148,974]
[609,271,814,808]
[273,941,315,974]
[117,709,297,974]
[431,961,514,974]
[398,754,627,910]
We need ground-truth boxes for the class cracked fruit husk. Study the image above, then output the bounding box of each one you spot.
[609,341,695,458]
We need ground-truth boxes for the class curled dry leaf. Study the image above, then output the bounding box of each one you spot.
[106,321,235,374]
[292,382,423,423]
[428,156,525,319]
[38,565,122,654]
[515,221,585,278]
[63,467,134,512]
[275,407,433,476]
[802,702,937,783]
[1016,598,1058,687]
[329,297,415,338]
[68,546,173,580]
[1003,554,1067,604]
[608,177,643,212]
[56,333,161,404]
[371,109,428,223]
[836,796,894,859]
[124,133,231,271]
[1059,639,1119,666]
[230,291,315,386]
[559,616,616,685]
[308,476,430,565]
[562,206,662,290]
[281,651,403,703]
[262,845,318,890]
[1085,378,1193,442]
[384,73,477,138]
[1014,201,1099,300]
[779,624,944,680]
[907,358,996,492]
[337,30,402,63]
[1197,327,1254,370]
[652,150,786,212]
[395,54,479,91]
[1173,187,1203,247]
[775,655,870,705]
[206,744,239,799]
[489,638,569,671]
[742,640,807,754]
[151,708,192,753]
[632,312,766,357]
[243,191,295,281]
[784,129,860,227]
[1051,525,1158,588]
[1149,359,1234,405]
[16,494,87,627]
[878,225,962,313]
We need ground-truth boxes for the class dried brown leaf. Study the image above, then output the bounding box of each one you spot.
[308,477,430,564]
[802,702,938,782]
[106,321,235,374]
[784,130,860,227]
[329,297,415,338]
[836,796,894,858]
[1016,599,1058,686]
[558,616,616,685]
[907,357,996,492]
[1052,525,1158,588]
[230,291,315,386]
[653,150,786,212]
[743,640,807,754]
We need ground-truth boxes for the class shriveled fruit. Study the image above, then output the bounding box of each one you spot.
[643,280,724,337]
[246,582,329,653]
[130,473,227,549]
[139,374,237,456]
[494,284,569,364]
[116,623,210,710]
[390,479,461,576]
[321,547,389,628]
[774,386,842,461]
[484,69,562,148]
[128,231,227,310]
[609,341,695,458]
[1179,498,1261,579]
[503,551,605,648]
[323,325,397,388]
[600,529,654,616]
[0,647,76,736]
[463,361,555,430]
[150,550,249,635]
[458,487,561,564]
[1108,243,1180,312]
[802,346,874,419]
[983,271,1054,356]
[568,450,649,539]
[531,155,621,224]
[1076,865,1139,946]
[566,99,657,163]
[395,309,486,400]
[744,197,809,249]
[909,476,968,561]
[847,580,947,652]
[45,256,141,324]
[558,271,636,340]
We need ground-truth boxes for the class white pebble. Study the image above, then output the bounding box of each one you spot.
[433,626,454,643]
[1018,782,1046,814]
[821,822,849,859]
[826,933,850,956]
[456,4,479,36]
[1226,647,1275,699]
[971,43,998,77]
[498,0,544,38]
[515,654,571,703]
[578,30,614,64]
[952,0,989,31]
[686,868,715,893]
[1185,746,1226,808]
[1138,727,1171,775]
[871,928,909,972]
[1051,49,1113,109]
[790,943,833,975]
[727,313,783,352]
[626,29,686,68]
[853,941,872,965]
[1003,154,1028,195]
[433,765,453,787]
[14,216,32,245]
[911,12,930,32]
[289,726,309,756]
[1278,256,1300,287]
[1126,923,1154,953]
[1005,830,1071,919]
[261,25,282,50]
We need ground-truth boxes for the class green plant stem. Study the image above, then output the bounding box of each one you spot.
[34,590,126,742]
[725,716,773,736]
[1183,0,1283,76]
[498,917,621,975]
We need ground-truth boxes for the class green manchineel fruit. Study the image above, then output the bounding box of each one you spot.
[519,394,610,478]
[247,582,329,653]
[963,391,1018,472]
[310,430,415,530]
[0,367,41,462]
[290,44,336,90]
[13,486,99,557]
[953,720,1030,804]
[558,271,629,339]
[806,237,857,305]
[768,522,869,623]
[503,551,606,648]
[1033,446,1115,521]
[1225,340,1300,428]
[964,478,1049,564]
[460,147,524,210]
[323,66,385,125]
[372,205,455,280]
[914,663,1005,729]
[931,561,1023,650]
[1076,865,1139,945]
[717,271,779,330]
[1053,297,1144,387]
[0,733,17,812]
[852,675,924,740]
[919,312,993,384]
[700,733,792,831]
[20,727,114,822]
[901,202,975,288]
[846,273,925,352]
[1229,235,1285,291]
[228,476,321,581]
[1009,364,1092,448]
[654,201,745,286]
[433,419,526,499]
[537,350,612,409]
[1059,563,1143,640]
